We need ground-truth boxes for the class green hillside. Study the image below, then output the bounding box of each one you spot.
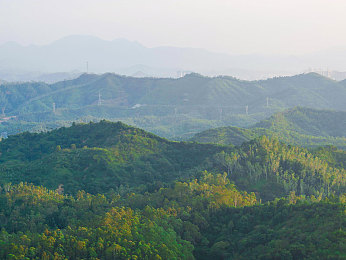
[0,72,345,139]
[191,107,346,149]
[254,106,346,137]
[0,182,346,259]
[0,120,229,194]
[191,126,264,146]
[4,72,346,114]
[0,121,345,259]
[0,121,344,201]
[0,174,344,259]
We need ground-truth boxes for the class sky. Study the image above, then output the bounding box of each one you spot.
[1,0,346,55]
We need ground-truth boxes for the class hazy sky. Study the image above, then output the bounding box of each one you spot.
[1,0,346,55]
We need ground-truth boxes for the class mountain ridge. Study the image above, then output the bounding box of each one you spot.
[0,35,326,77]
[0,120,344,200]
[191,107,346,148]
[1,72,345,139]
[2,72,345,115]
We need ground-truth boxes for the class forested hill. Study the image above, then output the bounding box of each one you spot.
[0,121,345,259]
[253,106,346,137]
[1,72,345,115]
[0,72,346,139]
[0,120,345,201]
[191,107,346,148]
[1,181,344,259]
[0,120,232,194]
[0,120,167,161]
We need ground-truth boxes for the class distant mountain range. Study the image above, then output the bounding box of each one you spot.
[2,35,346,81]
[0,71,81,84]
[0,72,345,139]
[2,72,346,114]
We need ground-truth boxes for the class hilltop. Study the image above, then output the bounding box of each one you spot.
[0,120,344,201]
[2,72,346,114]
[0,120,231,194]
[0,120,345,259]
[253,106,346,137]
[191,107,346,148]
[0,72,345,139]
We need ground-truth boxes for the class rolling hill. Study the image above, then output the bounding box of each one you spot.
[0,120,345,259]
[191,107,346,148]
[0,120,231,194]
[253,106,346,137]
[0,72,345,139]
[0,120,344,201]
[1,72,346,114]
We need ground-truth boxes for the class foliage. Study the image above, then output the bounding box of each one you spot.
[0,183,194,259]
[191,107,346,149]
[196,196,346,259]
[0,121,345,202]
[0,121,345,259]
[1,72,346,139]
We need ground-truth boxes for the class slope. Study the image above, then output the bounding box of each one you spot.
[191,107,346,148]
[0,72,345,140]
[1,72,345,115]
[0,175,344,259]
[0,121,344,201]
[253,106,346,137]
[0,120,231,194]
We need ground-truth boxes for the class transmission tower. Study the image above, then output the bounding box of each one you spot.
[219,107,223,121]
[98,91,102,106]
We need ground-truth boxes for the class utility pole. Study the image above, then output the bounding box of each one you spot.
[173,107,178,138]
[174,107,177,124]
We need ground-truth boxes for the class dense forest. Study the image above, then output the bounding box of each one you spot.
[0,72,345,139]
[191,107,346,149]
[0,176,344,259]
[1,1,346,259]
[0,121,345,200]
[0,120,345,259]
